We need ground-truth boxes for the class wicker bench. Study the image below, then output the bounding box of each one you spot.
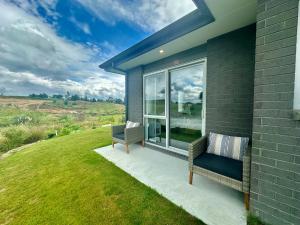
[112,124,144,153]
[188,135,251,210]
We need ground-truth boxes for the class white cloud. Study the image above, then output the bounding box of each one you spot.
[5,0,59,21]
[69,16,91,35]
[0,66,124,99]
[0,1,124,99]
[76,0,196,32]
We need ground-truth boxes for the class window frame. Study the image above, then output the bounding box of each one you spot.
[293,0,300,119]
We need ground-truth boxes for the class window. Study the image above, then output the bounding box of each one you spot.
[294,0,300,111]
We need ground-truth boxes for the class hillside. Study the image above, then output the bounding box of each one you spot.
[0,97,125,153]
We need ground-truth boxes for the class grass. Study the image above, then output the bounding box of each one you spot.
[247,214,267,225]
[0,127,204,225]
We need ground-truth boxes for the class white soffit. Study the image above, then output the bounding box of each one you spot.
[119,0,256,71]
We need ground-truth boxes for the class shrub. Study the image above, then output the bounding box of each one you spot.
[0,134,9,153]
[12,115,33,125]
[59,124,80,136]
[0,125,47,153]
[23,127,46,144]
[1,125,29,150]
[12,113,42,125]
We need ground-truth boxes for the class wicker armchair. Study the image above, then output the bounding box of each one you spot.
[112,124,144,153]
[188,135,251,210]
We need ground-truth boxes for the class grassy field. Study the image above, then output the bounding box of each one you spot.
[0,127,204,225]
[0,97,125,153]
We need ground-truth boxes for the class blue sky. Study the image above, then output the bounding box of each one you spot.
[0,0,196,99]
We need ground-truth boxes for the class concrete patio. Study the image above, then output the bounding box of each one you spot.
[95,144,247,225]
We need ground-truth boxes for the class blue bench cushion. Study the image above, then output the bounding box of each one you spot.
[193,153,243,181]
[114,133,125,140]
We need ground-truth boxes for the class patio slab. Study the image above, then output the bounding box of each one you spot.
[95,143,246,225]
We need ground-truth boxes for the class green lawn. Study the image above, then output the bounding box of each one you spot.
[0,127,204,225]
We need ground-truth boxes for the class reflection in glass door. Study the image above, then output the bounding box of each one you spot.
[169,63,204,151]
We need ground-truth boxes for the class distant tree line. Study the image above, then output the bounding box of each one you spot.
[28,92,124,104]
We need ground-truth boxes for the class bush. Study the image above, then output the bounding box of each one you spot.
[1,125,29,150]
[23,127,46,144]
[12,113,42,125]
[0,125,47,153]
[59,124,80,136]
[0,134,9,153]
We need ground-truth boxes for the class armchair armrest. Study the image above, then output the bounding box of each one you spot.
[112,125,125,136]
[125,126,144,144]
[242,146,251,193]
[188,135,208,169]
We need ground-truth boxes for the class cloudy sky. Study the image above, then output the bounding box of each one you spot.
[0,0,196,99]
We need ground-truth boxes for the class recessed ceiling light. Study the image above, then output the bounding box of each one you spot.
[159,49,164,54]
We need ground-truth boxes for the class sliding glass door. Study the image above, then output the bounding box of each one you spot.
[143,61,205,154]
[169,63,204,150]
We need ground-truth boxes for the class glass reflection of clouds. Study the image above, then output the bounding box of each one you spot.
[170,64,203,104]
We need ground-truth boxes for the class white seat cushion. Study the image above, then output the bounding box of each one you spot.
[126,121,140,128]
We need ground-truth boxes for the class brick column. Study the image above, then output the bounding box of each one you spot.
[251,1,300,224]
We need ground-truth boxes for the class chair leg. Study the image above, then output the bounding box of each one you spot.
[141,140,144,147]
[112,141,114,149]
[189,171,193,185]
[125,144,129,154]
[244,193,250,210]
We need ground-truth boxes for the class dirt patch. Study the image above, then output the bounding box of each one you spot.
[38,108,78,114]
[0,97,47,107]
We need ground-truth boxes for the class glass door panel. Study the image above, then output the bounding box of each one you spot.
[144,72,166,116]
[145,118,166,147]
[169,63,204,150]
[144,72,167,148]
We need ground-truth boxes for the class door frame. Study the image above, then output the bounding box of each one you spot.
[143,58,207,156]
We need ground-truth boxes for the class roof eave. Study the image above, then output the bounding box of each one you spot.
[99,0,214,74]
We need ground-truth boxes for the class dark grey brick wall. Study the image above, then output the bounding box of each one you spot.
[126,66,143,123]
[251,1,300,225]
[206,25,256,138]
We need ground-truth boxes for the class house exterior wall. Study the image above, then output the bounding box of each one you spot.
[126,66,143,123]
[206,25,256,138]
[127,25,256,138]
[251,0,300,225]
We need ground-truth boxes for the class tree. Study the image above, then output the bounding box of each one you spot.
[114,98,124,104]
[29,93,48,99]
[71,94,80,101]
[0,87,6,96]
[106,97,114,103]
[52,94,63,99]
